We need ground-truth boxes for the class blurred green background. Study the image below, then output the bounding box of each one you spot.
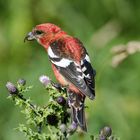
[0,0,140,139]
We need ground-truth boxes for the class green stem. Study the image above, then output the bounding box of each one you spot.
[17,94,40,116]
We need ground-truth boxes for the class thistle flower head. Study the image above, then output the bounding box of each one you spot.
[46,114,59,126]
[39,75,50,87]
[99,126,112,139]
[56,96,66,106]
[17,79,26,86]
[67,122,78,135]
[6,82,18,94]
[59,124,67,133]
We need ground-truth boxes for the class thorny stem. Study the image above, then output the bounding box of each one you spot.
[63,135,68,140]
[47,125,57,140]
[17,94,41,116]
[90,135,94,140]
[37,122,42,133]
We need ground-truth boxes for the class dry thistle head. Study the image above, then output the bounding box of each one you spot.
[39,75,51,87]
[111,41,140,67]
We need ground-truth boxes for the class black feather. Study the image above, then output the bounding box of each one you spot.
[81,57,96,97]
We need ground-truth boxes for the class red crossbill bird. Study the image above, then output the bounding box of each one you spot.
[25,23,96,131]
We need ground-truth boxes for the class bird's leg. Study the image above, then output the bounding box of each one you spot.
[51,81,67,93]
[51,81,63,92]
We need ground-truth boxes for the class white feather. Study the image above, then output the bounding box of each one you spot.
[82,66,87,72]
[51,58,72,67]
[78,75,84,79]
[81,60,84,65]
[48,46,59,58]
[85,54,90,62]
[76,67,82,72]
[84,74,90,78]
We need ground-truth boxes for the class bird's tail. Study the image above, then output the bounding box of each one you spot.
[68,91,87,132]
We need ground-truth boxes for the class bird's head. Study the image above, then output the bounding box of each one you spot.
[24,23,66,49]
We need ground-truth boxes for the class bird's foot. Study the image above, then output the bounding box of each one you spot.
[51,81,67,93]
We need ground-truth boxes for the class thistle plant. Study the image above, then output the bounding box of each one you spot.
[6,75,74,140]
[6,76,118,140]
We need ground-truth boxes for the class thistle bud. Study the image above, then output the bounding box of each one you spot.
[67,122,77,135]
[39,75,50,87]
[99,135,106,140]
[59,124,67,133]
[99,126,112,140]
[56,96,66,106]
[17,79,26,86]
[46,114,59,126]
[6,82,18,94]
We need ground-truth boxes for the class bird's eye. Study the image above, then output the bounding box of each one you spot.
[35,30,44,35]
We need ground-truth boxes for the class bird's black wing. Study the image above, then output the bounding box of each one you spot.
[48,41,95,100]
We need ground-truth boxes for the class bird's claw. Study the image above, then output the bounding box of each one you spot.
[51,81,67,93]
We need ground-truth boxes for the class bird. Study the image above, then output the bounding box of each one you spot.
[24,23,96,132]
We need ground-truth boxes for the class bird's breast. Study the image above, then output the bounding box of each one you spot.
[51,64,81,94]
